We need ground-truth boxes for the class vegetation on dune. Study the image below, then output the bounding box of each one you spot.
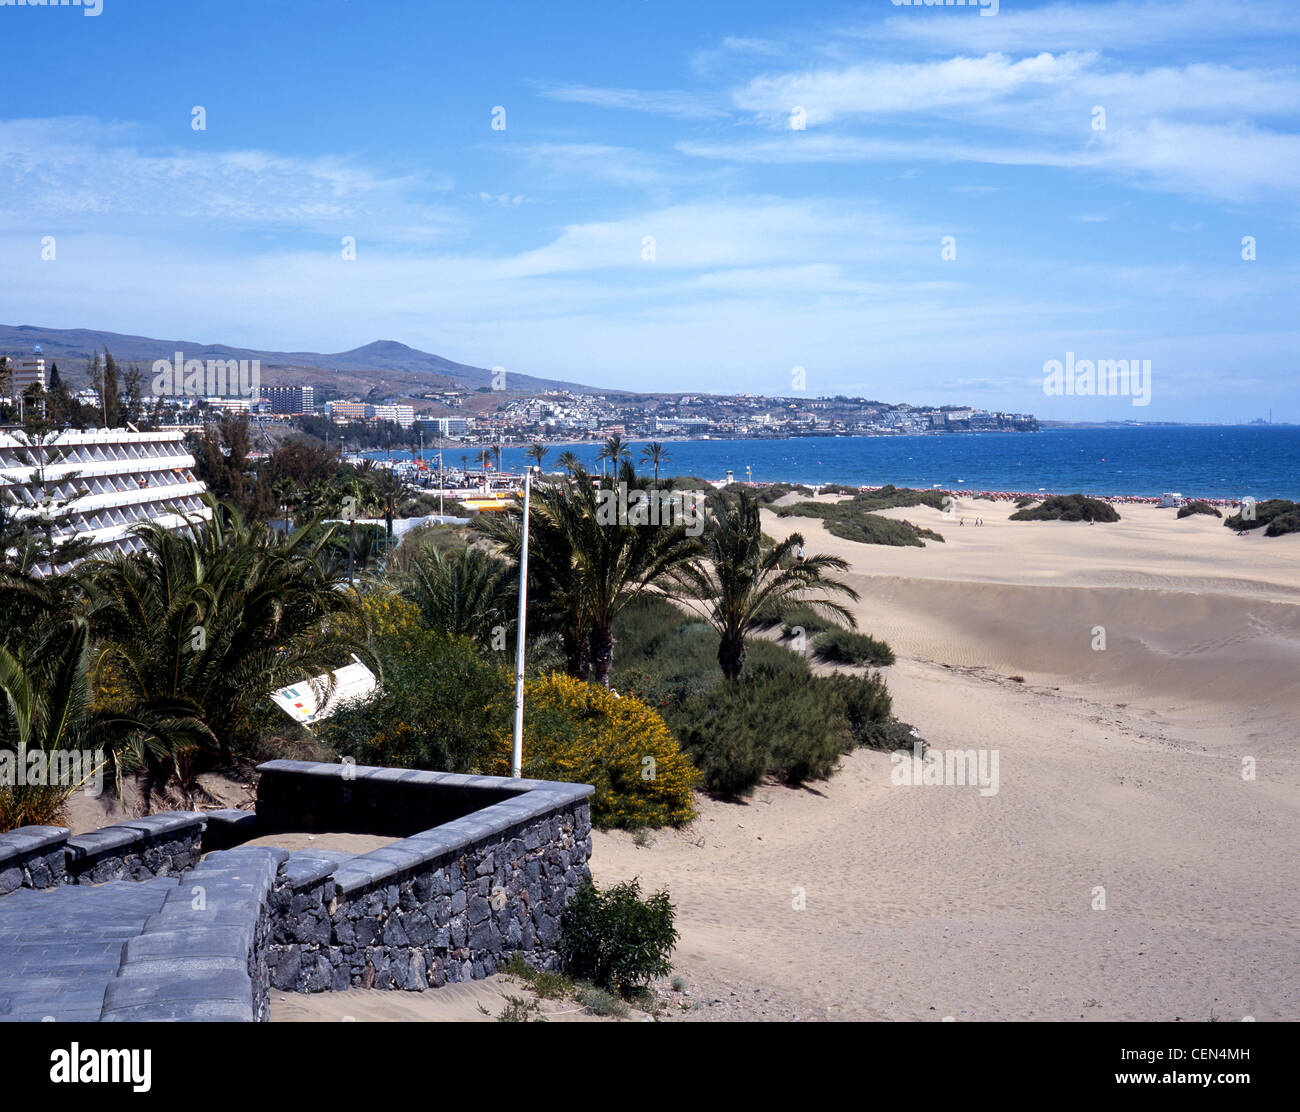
[560,878,678,997]
[677,488,859,679]
[613,595,906,798]
[1,443,911,831]
[813,629,896,667]
[1224,498,1300,534]
[845,484,950,512]
[777,492,947,546]
[1177,500,1223,519]
[490,673,696,829]
[390,542,513,644]
[1009,493,1120,522]
[1263,511,1300,537]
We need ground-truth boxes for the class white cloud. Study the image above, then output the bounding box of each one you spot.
[537,83,728,119]
[0,117,456,240]
[734,52,1096,124]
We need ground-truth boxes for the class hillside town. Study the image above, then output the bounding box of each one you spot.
[1,350,1038,451]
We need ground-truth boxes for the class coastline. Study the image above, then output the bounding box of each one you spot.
[368,427,1300,504]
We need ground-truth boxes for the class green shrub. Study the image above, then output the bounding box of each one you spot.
[560,878,678,996]
[824,515,944,547]
[776,602,848,638]
[819,671,903,749]
[778,499,944,546]
[317,626,510,774]
[673,667,844,794]
[574,984,630,1017]
[1014,495,1038,508]
[813,629,896,667]
[849,484,949,512]
[1224,499,1300,532]
[1265,510,1300,537]
[1009,494,1120,522]
[1177,500,1222,519]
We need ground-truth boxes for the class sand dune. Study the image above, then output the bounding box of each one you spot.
[268,498,1299,1021]
[586,499,1300,1021]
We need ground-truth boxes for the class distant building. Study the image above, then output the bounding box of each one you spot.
[371,404,415,428]
[0,428,210,577]
[263,385,315,415]
[5,355,46,401]
[417,416,470,438]
[205,396,256,413]
[327,401,373,421]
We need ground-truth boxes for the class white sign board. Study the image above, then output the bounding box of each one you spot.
[269,657,377,727]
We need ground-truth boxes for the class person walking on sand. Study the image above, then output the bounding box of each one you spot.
[795,543,805,563]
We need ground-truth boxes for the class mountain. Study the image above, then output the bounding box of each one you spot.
[0,324,600,400]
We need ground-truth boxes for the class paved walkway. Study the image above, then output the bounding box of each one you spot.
[0,877,179,1022]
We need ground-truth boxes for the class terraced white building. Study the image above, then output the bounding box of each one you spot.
[0,427,209,576]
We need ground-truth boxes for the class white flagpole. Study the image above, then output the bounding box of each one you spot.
[510,467,532,778]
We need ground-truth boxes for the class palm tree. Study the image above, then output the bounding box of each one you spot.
[475,465,701,686]
[493,443,503,473]
[392,544,512,644]
[556,451,583,476]
[595,434,627,478]
[478,448,492,471]
[525,442,549,472]
[82,497,362,767]
[680,489,859,680]
[0,616,210,826]
[640,441,671,485]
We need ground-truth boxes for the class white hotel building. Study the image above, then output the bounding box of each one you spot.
[0,427,209,576]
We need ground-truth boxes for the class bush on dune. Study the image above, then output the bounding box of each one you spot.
[1264,510,1300,537]
[1177,500,1222,519]
[1224,499,1300,533]
[824,515,944,547]
[560,878,678,996]
[847,484,950,512]
[778,499,945,546]
[813,629,896,667]
[1009,494,1120,522]
[672,665,903,796]
[492,673,697,829]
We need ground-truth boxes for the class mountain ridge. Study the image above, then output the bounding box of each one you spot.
[0,324,602,400]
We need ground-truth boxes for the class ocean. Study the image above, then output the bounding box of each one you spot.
[373,426,1300,501]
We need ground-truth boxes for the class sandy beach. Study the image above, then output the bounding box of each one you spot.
[273,497,1299,1021]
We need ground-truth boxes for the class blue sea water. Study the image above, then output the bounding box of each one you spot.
[377,426,1300,501]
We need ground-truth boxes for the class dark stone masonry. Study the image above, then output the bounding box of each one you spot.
[0,760,595,1022]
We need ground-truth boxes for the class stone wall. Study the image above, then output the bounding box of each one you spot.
[267,794,592,992]
[0,813,208,895]
[100,846,283,1022]
[0,825,68,895]
[65,812,205,884]
[0,760,597,1017]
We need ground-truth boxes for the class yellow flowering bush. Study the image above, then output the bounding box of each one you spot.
[329,588,425,649]
[494,673,698,830]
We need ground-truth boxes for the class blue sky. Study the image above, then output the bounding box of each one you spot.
[1,0,1297,421]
